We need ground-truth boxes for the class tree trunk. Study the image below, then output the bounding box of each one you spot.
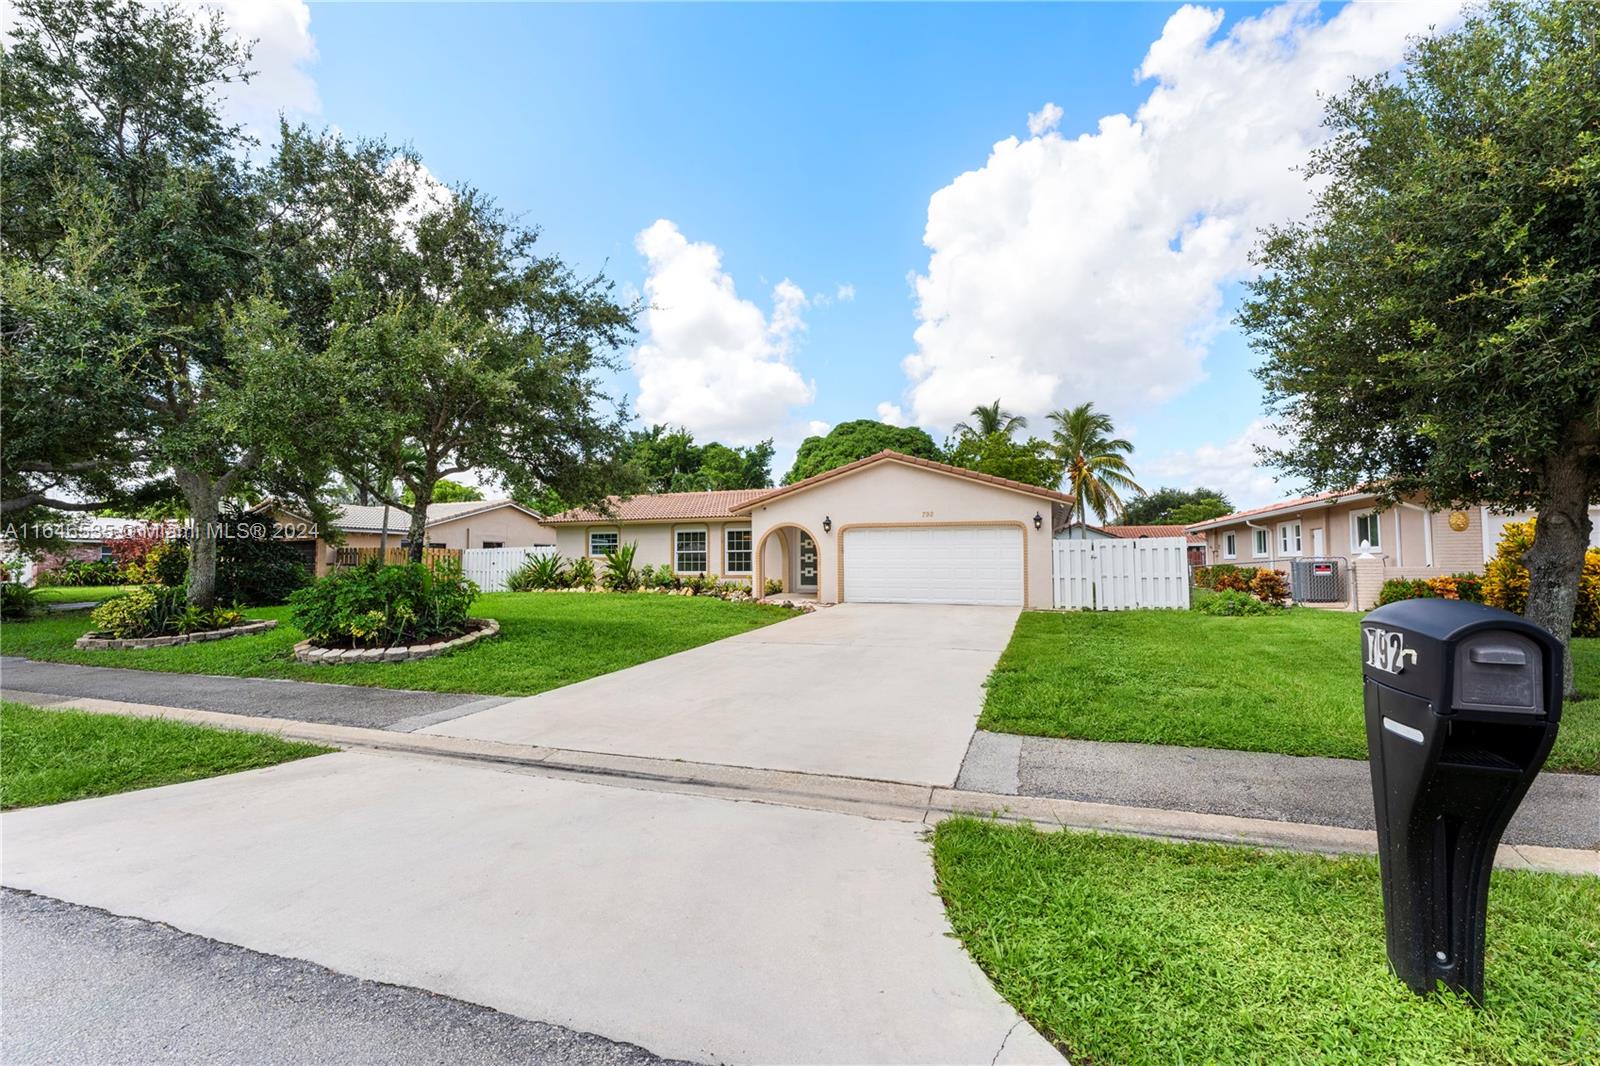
[1522,428,1597,698]
[406,483,432,564]
[176,473,223,609]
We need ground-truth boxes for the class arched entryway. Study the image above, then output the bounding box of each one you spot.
[753,523,822,599]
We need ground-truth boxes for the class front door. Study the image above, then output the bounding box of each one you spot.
[798,531,819,592]
[1312,527,1325,558]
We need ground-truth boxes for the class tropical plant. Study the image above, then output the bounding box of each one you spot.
[1047,402,1143,533]
[289,558,478,647]
[1483,519,1600,637]
[1197,589,1280,616]
[88,585,191,638]
[954,400,1027,439]
[568,556,596,590]
[600,542,641,591]
[1250,569,1290,606]
[507,552,568,591]
[2,581,40,621]
[35,559,123,587]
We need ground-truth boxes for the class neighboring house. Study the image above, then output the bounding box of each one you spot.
[545,450,1074,607]
[1187,490,1600,607]
[4,515,162,585]
[261,499,555,577]
[1059,522,1206,566]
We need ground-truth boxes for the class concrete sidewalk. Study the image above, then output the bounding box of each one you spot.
[956,731,1600,850]
[0,656,508,731]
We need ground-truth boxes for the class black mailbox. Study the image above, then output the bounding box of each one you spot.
[1362,599,1562,1002]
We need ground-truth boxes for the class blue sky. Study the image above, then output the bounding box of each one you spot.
[241,1,1456,507]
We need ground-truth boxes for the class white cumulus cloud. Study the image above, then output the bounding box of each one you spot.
[1026,102,1063,136]
[207,1,320,133]
[631,220,816,444]
[1142,418,1300,510]
[903,1,1458,431]
[876,402,908,427]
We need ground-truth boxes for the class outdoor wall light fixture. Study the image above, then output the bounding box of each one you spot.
[1033,512,1043,530]
[822,516,832,533]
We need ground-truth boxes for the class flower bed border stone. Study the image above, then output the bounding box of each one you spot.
[292,617,500,665]
[75,619,278,651]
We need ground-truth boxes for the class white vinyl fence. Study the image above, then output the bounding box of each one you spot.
[1052,537,1190,610]
[461,545,558,592]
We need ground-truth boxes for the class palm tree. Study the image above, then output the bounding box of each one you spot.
[953,399,1027,438]
[1047,402,1144,536]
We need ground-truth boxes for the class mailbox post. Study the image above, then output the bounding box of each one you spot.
[1361,599,1562,1002]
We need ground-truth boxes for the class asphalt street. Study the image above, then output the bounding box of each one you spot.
[0,889,695,1066]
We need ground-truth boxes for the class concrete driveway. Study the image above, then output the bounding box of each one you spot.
[0,751,1059,1065]
[422,603,1021,786]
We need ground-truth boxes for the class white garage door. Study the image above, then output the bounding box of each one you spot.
[842,526,1023,606]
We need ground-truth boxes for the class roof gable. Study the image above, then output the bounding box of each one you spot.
[731,451,1074,512]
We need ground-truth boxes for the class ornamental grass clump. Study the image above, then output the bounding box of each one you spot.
[289,558,478,649]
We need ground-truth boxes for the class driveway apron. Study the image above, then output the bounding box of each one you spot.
[0,751,1060,1065]
[419,603,1022,786]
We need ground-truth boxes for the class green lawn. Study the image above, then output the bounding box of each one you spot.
[0,701,331,809]
[934,818,1599,1066]
[979,608,1599,773]
[0,590,796,696]
[30,584,134,604]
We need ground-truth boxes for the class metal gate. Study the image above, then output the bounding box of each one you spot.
[1052,538,1191,610]
[1290,557,1346,603]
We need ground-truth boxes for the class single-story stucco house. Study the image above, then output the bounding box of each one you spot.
[1058,522,1207,566]
[544,450,1075,607]
[263,499,555,576]
[1186,490,1600,607]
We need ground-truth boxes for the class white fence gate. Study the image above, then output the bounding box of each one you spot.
[1052,537,1190,610]
[461,545,557,592]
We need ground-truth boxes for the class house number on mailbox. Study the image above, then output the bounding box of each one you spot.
[1364,626,1419,675]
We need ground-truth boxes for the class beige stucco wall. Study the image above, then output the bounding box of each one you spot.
[741,460,1060,607]
[552,520,757,580]
[426,509,555,550]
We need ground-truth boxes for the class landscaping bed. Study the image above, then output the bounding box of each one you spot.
[0,591,795,696]
[76,618,277,650]
[933,818,1599,1065]
[979,608,1599,773]
[0,701,331,810]
[293,617,498,663]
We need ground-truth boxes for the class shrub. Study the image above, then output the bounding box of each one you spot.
[507,552,568,591]
[104,526,168,571]
[1202,564,1260,593]
[1481,518,1600,637]
[680,572,718,595]
[1377,578,1436,606]
[647,564,681,590]
[1196,589,1279,616]
[1250,569,1290,605]
[289,558,479,648]
[37,559,123,587]
[600,542,641,591]
[1445,572,1485,603]
[88,586,195,638]
[128,541,189,587]
[567,556,596,590]
[2,582,40,621]
[763,578,783,596]
[216,534,312,606]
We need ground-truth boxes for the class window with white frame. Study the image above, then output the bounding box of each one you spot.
[725,528,753,573]
[1279,520,1303,556]
[588,530,619,556]
[1351,511,1382,552]
[1223,532,1238,559]
[676,528,708,572]
[1253,528,1269,557]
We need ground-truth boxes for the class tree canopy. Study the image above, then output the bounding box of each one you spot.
[953,400,1027,439]
[1046,403,1142,530]
[624,426,774,493]
[1238,0,1599,686]
[1119,487,1234,526]
[783,420,942,484]
[944,432,1064,490]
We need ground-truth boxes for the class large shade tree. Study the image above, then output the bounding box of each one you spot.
[1,0,340,602]
[1048,403,1143,534]
[783,420,943,484]
[1239,0,1598,692]
[1119,487,1235,526]
[624,426,774,493]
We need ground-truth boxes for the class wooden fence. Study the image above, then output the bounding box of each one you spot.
[332,546,462,569]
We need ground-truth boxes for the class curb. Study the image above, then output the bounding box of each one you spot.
[4,691,1595,877]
